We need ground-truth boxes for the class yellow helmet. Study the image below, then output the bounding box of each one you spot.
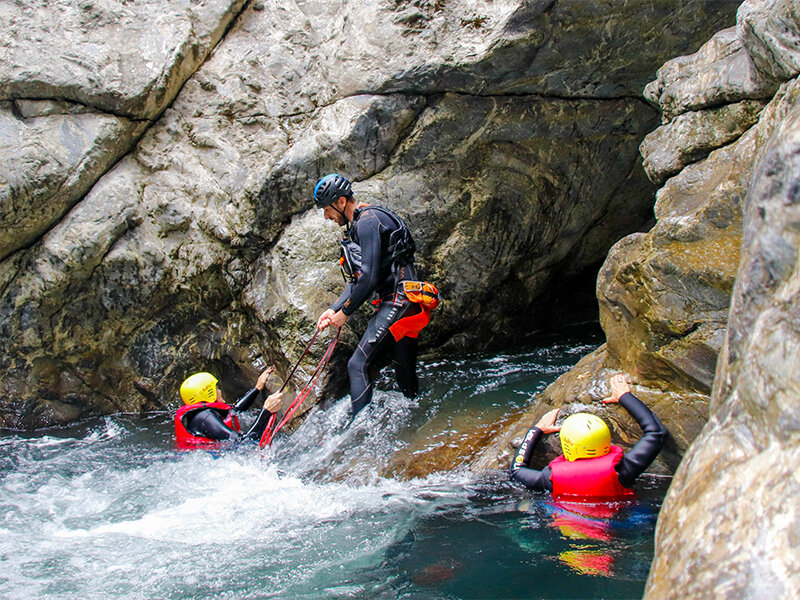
[559,413,611,461]
[180,372,219,405]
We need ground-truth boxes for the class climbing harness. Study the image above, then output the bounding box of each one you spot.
[338,205,417,284]
[258,328,340,448]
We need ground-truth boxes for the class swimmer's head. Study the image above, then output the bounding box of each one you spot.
[559,413,611,461]
[180,372,219,405]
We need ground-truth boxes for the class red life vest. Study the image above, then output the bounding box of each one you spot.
[174,402,240,450]
[549,445,634,500]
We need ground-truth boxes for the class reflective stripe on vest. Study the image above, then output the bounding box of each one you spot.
[174,402,238,450]
[549,445,634,500]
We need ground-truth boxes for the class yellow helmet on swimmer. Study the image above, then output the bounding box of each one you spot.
[559,413,611,462]
[180,372,219,405]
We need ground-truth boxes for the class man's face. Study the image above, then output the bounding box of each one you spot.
[322,197,348,226]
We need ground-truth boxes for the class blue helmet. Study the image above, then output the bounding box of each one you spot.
[313,174,353,208]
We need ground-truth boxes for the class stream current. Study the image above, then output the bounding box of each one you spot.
[1,326,669,599]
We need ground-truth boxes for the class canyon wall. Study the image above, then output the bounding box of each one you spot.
[0,0,734,428]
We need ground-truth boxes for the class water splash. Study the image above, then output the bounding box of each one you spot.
[0,329,667,600]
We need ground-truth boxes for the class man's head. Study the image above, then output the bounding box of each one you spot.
[180,372,221,405]
[559,413,611,461]
[314,174,354,226]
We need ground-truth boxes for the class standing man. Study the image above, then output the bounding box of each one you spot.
[314,174,431,417]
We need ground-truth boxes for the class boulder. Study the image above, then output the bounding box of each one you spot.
[0,0,247,119]
[0,0,247,260]
[640,99,765,184]
[0,101,148,260]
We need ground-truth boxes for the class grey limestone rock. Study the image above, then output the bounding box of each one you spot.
[644,27,777,122]
[645,75,800,600]
[0,0,738,427]
[644,0,800,124]
[640,99,766,184]
[0,0,247,272]
[0,0,247,119]
[0,100,148,260]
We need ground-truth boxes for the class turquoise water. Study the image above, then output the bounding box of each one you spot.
[0,326,669,599]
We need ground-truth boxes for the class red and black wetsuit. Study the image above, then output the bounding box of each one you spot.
[331,205,423,417]
[509,392,668,495]
[175,387,273,448]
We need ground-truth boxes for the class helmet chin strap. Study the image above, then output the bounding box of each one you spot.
[329,200,351,232]
[331,203,346,219]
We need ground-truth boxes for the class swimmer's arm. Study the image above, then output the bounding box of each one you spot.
[509,425,553,492]
[233,367,277,412]
[511,464,554,492]
[242,391,284,442]
[232,388,260,412]
[615,392,669,487]
[243,409,273,441]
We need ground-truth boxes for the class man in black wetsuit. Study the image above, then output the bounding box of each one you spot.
[175,369,284,448]
[313,174,426,418]
[509,374,668,497]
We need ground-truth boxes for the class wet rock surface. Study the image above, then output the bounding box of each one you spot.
[0,0,737,428]
[646,74,800,600]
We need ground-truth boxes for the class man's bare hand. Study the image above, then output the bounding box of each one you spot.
[327,310,348,329]
[317,309,335,330]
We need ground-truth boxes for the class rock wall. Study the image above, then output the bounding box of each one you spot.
[644,1,800,596]
[0,0,736,428]
[646,77,800,600]
[479,0,800,595]
[490,0,800,476]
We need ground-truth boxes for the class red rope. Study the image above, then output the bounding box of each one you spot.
[278,329,319,393]
[259,328,340,448]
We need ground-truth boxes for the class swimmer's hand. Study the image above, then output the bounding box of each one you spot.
[264,391,284,413]
[255,367,276,391]
[535,408,561,434]
[604,374,631,404]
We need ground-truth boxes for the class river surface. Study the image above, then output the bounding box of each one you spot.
[0,326,669,599]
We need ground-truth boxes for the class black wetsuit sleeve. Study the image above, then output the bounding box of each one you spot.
[340,214,383,316]
[232,388,260,412]
[615,392,668,488]
[330,282,354,312]
[186,409,241,442]
[508,425,554,492]
[243,408,274,441]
